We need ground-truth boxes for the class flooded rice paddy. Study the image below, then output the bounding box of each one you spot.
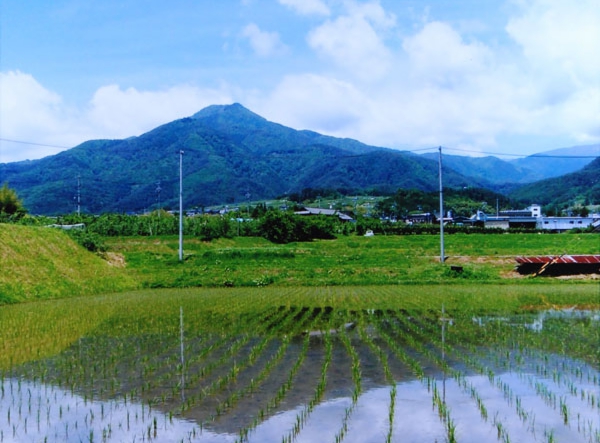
[1,307,599,443]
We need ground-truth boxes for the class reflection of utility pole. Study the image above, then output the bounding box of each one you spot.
[440,304,452,406]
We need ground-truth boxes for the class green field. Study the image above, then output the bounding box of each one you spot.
[1,226,599,442]
[106,232,599,289]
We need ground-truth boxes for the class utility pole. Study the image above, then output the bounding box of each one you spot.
[438,147,445,263]
[76,174,81,216]
[155,180,162,216]
[179,151,184,262]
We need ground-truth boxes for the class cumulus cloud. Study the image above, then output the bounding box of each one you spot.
[288,0,598,152]
[241,23,288,57]
[86,84,231,137]
[257,73,366,134]
[0,71,74,161]
[504,0,600,142]
[278,0,330,16]
[506,0,600,84]
[0,71,232,162]
[402,21,492,88]
[307,1,395,80]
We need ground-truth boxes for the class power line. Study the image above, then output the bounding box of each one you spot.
[0,137,72,150]
[1,136,597,159]
[439,146,599,159]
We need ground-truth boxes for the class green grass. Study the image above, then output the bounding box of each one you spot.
[105,232,599,288]
[1,226,597,303]
[0,224,138,304]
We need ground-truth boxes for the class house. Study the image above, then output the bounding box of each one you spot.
[476,204,599,231]
[295,207,354,222]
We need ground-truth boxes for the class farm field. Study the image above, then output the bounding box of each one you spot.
[1,286,599,443]
[104,232,600,288]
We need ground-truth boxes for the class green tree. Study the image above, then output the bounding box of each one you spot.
[0,183,26,218]
[259,210,298,243]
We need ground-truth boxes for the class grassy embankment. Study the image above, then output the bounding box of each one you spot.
[0,224,138,304]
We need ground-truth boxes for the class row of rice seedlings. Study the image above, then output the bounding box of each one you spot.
[495,343,600,435]
[1,306,282,442]
[281,311,335,443]
[410,310,548,440]
[513,344,600,412]
[229,308,321,442]
[369,310,470,443]
[385,309,493,423]
[208,306,315,421]
[172,307,294,415]
[2,306,286,437]
[355,311,399,443]
[332,311,362,443]
[234,307,327,442]
[385,308,534,443]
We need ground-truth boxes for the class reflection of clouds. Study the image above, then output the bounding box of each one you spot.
[0,379,234,443]
[248,371,600,443]
[472,309,600,332]
[246,381,447,443]
[2,359,599,442]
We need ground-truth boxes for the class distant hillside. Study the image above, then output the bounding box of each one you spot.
[509,157,600,207]
[421,144,598,185]
[0,224,137,304]
[0,104,485,215]
[510,144,599,180]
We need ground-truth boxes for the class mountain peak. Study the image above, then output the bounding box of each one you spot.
[192,103,265,122]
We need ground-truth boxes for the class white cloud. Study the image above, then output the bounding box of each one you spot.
[0,71,233,162]
[402,21,492,88]
[506,0,600,84]
[505,0,600,142]
[257,73,366,134]
[278,0,330,16]
[307,1,395,81]
[241,23,288,57]
[86,84,230,137]
[0,71,74,161]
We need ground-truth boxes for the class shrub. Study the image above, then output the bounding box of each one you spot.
[67,229,107,253]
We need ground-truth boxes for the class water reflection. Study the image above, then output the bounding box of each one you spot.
[2,308,599,442]
[0,378,232,442]
[2,362,598,443]
[472,308,600,331]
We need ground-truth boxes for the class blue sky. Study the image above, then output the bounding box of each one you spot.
[1,0,599,162]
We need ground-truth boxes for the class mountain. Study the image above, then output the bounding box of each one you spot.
[509,156,600,207]
[1,103,598,215]
[420,144,599,186]
[1,104,485,215]
[510,144,599,180]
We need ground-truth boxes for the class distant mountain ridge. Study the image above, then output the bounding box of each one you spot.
[420,144,599,186]
[508,156,600,207]
[0,103,597,215]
